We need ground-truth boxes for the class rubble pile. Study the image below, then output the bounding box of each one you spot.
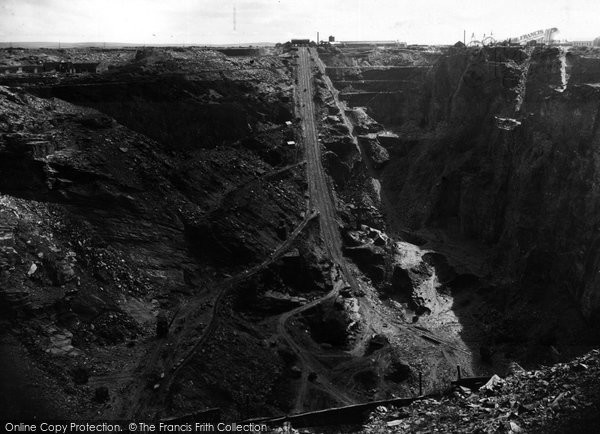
[364,349,600,433]
[0,46,307,419]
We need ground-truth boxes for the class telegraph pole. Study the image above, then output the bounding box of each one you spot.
[233,3,236,31]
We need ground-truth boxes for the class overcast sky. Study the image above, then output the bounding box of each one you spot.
[0,0,598,45]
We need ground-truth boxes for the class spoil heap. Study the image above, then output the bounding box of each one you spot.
[364,349,600,433]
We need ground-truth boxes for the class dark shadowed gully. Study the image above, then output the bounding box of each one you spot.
[1,42,600,432]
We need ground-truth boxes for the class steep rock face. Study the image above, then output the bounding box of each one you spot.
[344,242,386,283]
[358,135,390,169]
[376,46,600,323]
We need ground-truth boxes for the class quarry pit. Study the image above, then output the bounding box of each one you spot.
[1,42,600,431]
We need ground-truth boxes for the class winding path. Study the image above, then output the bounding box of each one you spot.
[111,208,318,420]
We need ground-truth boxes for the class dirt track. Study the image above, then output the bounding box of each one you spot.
[277,47,361,413]
[298,48,344,263]
[106,208,318,420]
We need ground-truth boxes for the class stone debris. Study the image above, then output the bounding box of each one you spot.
[364,348,600,433]
[495,116,522,131]
[45,327,82,357]
[509,421,523,433]
[27,262,37,276]
[479,374,505,395]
